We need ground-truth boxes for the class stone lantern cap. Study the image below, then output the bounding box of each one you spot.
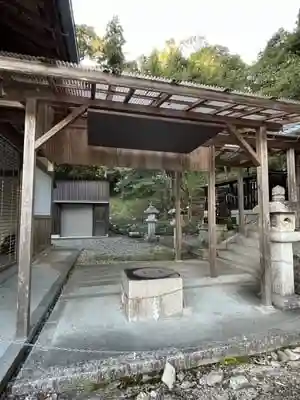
[269,185,290,214]
[144,205,159,215]
[269,186,295,232]
[272,185,285,203]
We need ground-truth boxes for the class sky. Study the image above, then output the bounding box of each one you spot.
[71,0,300,64]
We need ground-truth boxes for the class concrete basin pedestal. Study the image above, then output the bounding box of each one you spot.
[121,267,183,322]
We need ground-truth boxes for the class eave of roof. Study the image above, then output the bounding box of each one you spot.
[56,0,79,63]
[0,52,300,131]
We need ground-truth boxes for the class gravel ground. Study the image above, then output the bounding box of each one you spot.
[53,236,160,255]
[14,347,300,400]
[53,236,175,264]
[74,357,300,400]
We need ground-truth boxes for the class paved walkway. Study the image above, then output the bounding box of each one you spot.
[10,259,300,398]
[0,248,79,390]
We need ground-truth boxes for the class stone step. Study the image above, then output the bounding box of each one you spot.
[216,256,259,277]
[217,248,260,271]
[226,242,260,259]
[247,229,259,240]
[235,235,259,248]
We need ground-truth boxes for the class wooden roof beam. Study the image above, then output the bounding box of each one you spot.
[0,55,300,114]
[227,124,260,166]
[35,104,88,150]
[0,84,282,131]
[152,93,170,107]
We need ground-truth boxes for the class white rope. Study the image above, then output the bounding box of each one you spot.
[0,313,299,356]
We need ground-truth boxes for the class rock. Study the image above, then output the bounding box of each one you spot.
[161,361,176,390]
[234,388,258,400]
[229,375,250,390]
[292,347,300,353]
[136,392,150,400]
[271,351,278,361]
[248,365,275,375]
[284,348,300,361]
[201,371,224,386]
[288,360,300,368]
[270,361,281,368]
[215,394,229,400]
[176,371,185,382]
[180,380,195,389]
[277,350,289,362]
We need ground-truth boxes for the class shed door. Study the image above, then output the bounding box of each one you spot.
[61,204,93,237]
[94,204,109,236]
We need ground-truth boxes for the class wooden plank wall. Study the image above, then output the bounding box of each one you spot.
[32,216,52,254]
[54,180,110,202]
[43,126,210,172]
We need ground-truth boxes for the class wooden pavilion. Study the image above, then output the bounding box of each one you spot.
[0,52,300,339]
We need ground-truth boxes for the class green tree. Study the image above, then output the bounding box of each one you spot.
[139,50,163,76]
[75,24,103,60]
[187,44,247,89]
[248,18,300,99]
[101,16,125,74]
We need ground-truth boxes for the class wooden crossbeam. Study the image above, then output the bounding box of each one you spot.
[35,105,88,150]
[2,83,282,131]
[1,55,300,115]
[227,125,260,166]
[124,88,134,103]
[212,103,235,115]
[152,93,170,107]
[185,98,206,111]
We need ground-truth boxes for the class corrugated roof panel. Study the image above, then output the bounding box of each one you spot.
[192,107,216,114]
[206,100,231,107]
[160,102,187,110]
[112,94,126,102]
[261,109,284,115]
[135,89,160,97]
[95,92,107,100]
[129,97,152,105]
[115,86,130,93]
[170,95,197,103]
[96,83,109,91]
[242,114,266,120]
[217,110,233,116]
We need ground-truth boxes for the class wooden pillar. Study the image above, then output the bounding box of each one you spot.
[256,125,272,306]
[296,153,300,229]
[208,145,217,277]
[237,169,245,234]
[16,99,37,337]
[174,171,182,261]
[287,148,298,225]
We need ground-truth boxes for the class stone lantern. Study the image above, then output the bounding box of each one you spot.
[269,185,300,309]
[144,204,159,242]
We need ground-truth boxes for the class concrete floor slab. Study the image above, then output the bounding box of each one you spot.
[11,259,300,397]
[0,248,79,390]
